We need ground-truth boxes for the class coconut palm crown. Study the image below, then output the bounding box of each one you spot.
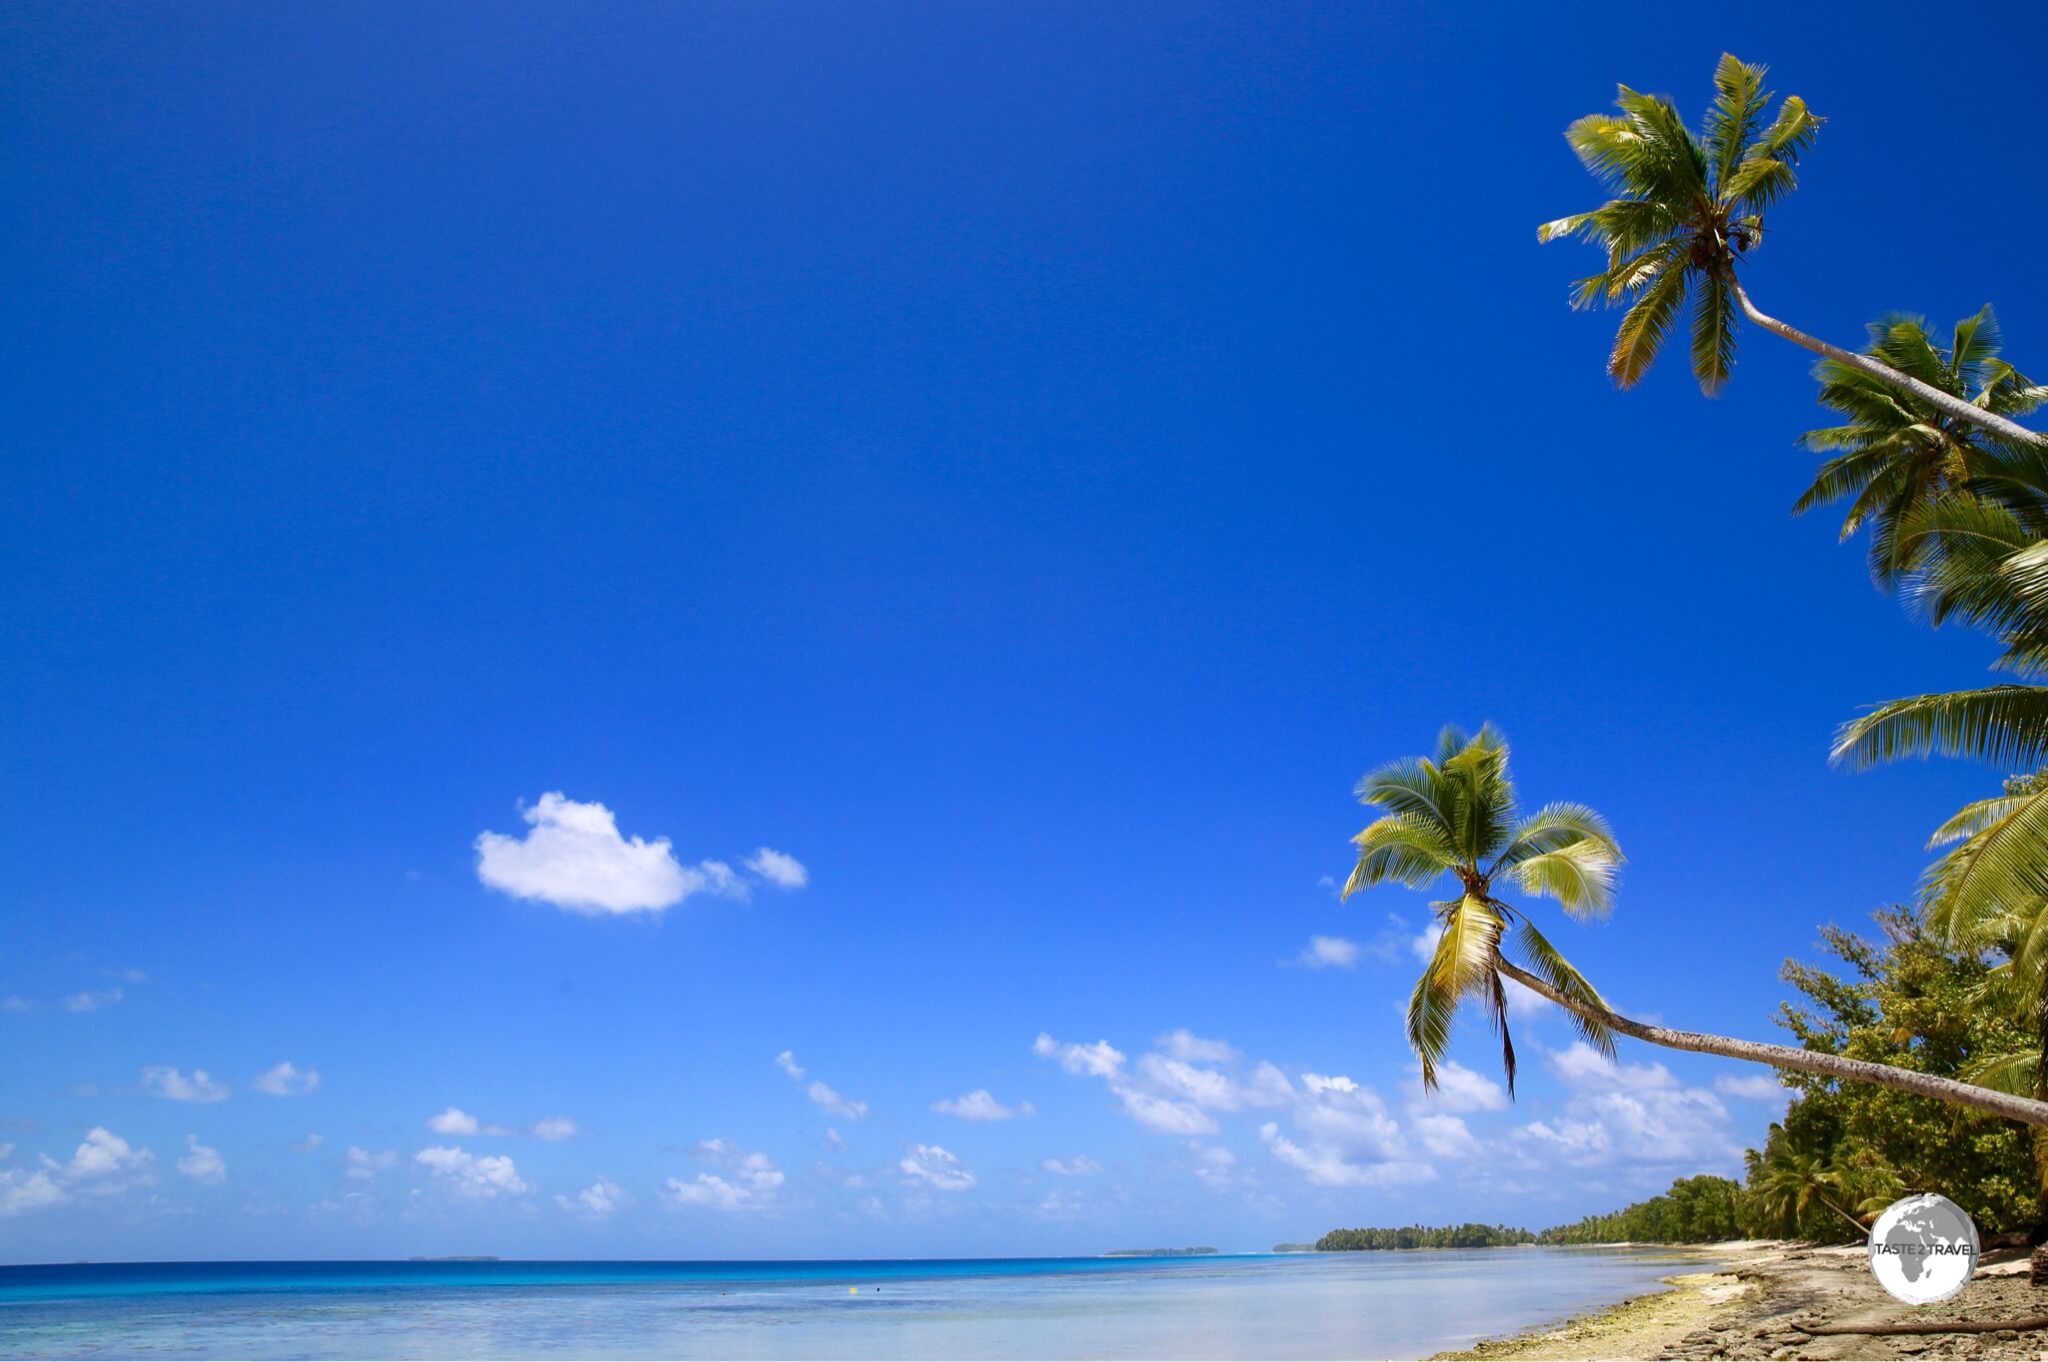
[1343,724,1621,1094]
[1794,308,2046,588]
[1537,53,1819,393]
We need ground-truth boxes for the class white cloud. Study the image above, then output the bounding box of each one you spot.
[345,1146,398,1180]
[531,1116,578,1142]
[665,1142,783,1211]
[933,1089,1033,1121]
[808,1081,868,1120]
[57,1127,156,1189]
[1115,1087,1217,1135]
[141,1066,229,1103]
[415,1146,528,1199]
[1410,1113,1482,1159]
[177,1136,227,1185]
[1187,1141,1237,1189]
[744,847,808,890]
[63,988,122,1013]
[475,793,746,916]
[1041,1156,1100,1177]
[1259,1122,1433,1188]
[0,1168,66,1217]
[1715,1072,1788,1102]
[0,1143,13,1161]
[1033,1033,1126,1078]
[1037,1031,1295,1136]
[2,995,33,1013]
[1157,1030,1238,1064]
[1418,1060,1509,1113]
[556,1179,626,1218]
[899,1143,975,1191]
[1520,1043,1739,1168]
[290,1133,324,1153]
[776,1052,867,1119]
[1297,936,1361,969]
[3,1128,158,1215]
[252,1061,320,1097]
[427,1106,481,1136]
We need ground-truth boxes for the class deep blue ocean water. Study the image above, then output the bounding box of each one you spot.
[0,1248,1708,1359]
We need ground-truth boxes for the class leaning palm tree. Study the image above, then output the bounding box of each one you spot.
[1344,723,1620,1091]
[1795,308,2046,587]
[1540,53,2041,448]
[1348,725,2048,1126]
[1750,1129,1871,1238]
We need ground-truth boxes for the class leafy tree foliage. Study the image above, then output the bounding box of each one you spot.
[1314,1223,1535,1251]
[1538,1175,1744,1245]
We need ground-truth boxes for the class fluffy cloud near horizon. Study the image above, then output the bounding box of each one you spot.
[252,1061,320,1097]
[177,1136,227,1185]
[1518,1043,1740,1169]
[1,1127,159,1217]
[899,1143,975,1191]
[1041,1155,1100,1176]
[141,1066,229,1103]
[933,1089,1033,1121]
[416,1146,528,1199]
[666,1141,784,1211]
[1714,1072,1790,1102]
[557,1179,626,1219]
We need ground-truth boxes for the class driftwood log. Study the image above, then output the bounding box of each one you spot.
[1801,1317,2048,1337]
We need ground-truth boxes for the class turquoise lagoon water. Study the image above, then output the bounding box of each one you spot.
[0,1248,1707,1359]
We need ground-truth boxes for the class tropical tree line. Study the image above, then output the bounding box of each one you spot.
[1537,1175,1745,1245]
[1313,1223,1535,1252]
[1339,50,2048,1180]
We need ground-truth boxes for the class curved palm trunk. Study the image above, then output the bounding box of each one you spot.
[1496,959,2048,1128]
[1724,274,2044,449]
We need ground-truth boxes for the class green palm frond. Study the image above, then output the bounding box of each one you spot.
[1345,814,1460,896]
[1833,684,2048,769]
[1510,919,1616,1059]
[1921,783,2048,949]
[1409,896,1505,1091]
[1511,838,1621,918]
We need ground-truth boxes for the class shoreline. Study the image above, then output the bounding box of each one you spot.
[1436,1241,2048,1361]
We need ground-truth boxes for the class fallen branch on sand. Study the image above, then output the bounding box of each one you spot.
[1799,1316,2048,1337]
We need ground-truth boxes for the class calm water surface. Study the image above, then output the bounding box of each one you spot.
[0,1249,1709,1359]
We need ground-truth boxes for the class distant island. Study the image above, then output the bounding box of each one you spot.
[407,1256,502,1262]
[1271,1242,1318,1253]
[1101,1247,1217,1257]
[1313,1223,1533,1251]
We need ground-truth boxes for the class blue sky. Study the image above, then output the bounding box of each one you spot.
[5,1,2048,1263]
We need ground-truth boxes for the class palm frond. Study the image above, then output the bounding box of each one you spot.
[1509,918,1616,1059]
[1345,814,1460,897]
[1834,684,2048,769]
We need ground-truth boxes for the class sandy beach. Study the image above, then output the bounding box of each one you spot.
[1438,1242,2048,1361]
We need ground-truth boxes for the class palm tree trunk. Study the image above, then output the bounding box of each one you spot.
[1815,1190,1868,1236]
[1495,959,2048,1128]
[1723,273,2044,448]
